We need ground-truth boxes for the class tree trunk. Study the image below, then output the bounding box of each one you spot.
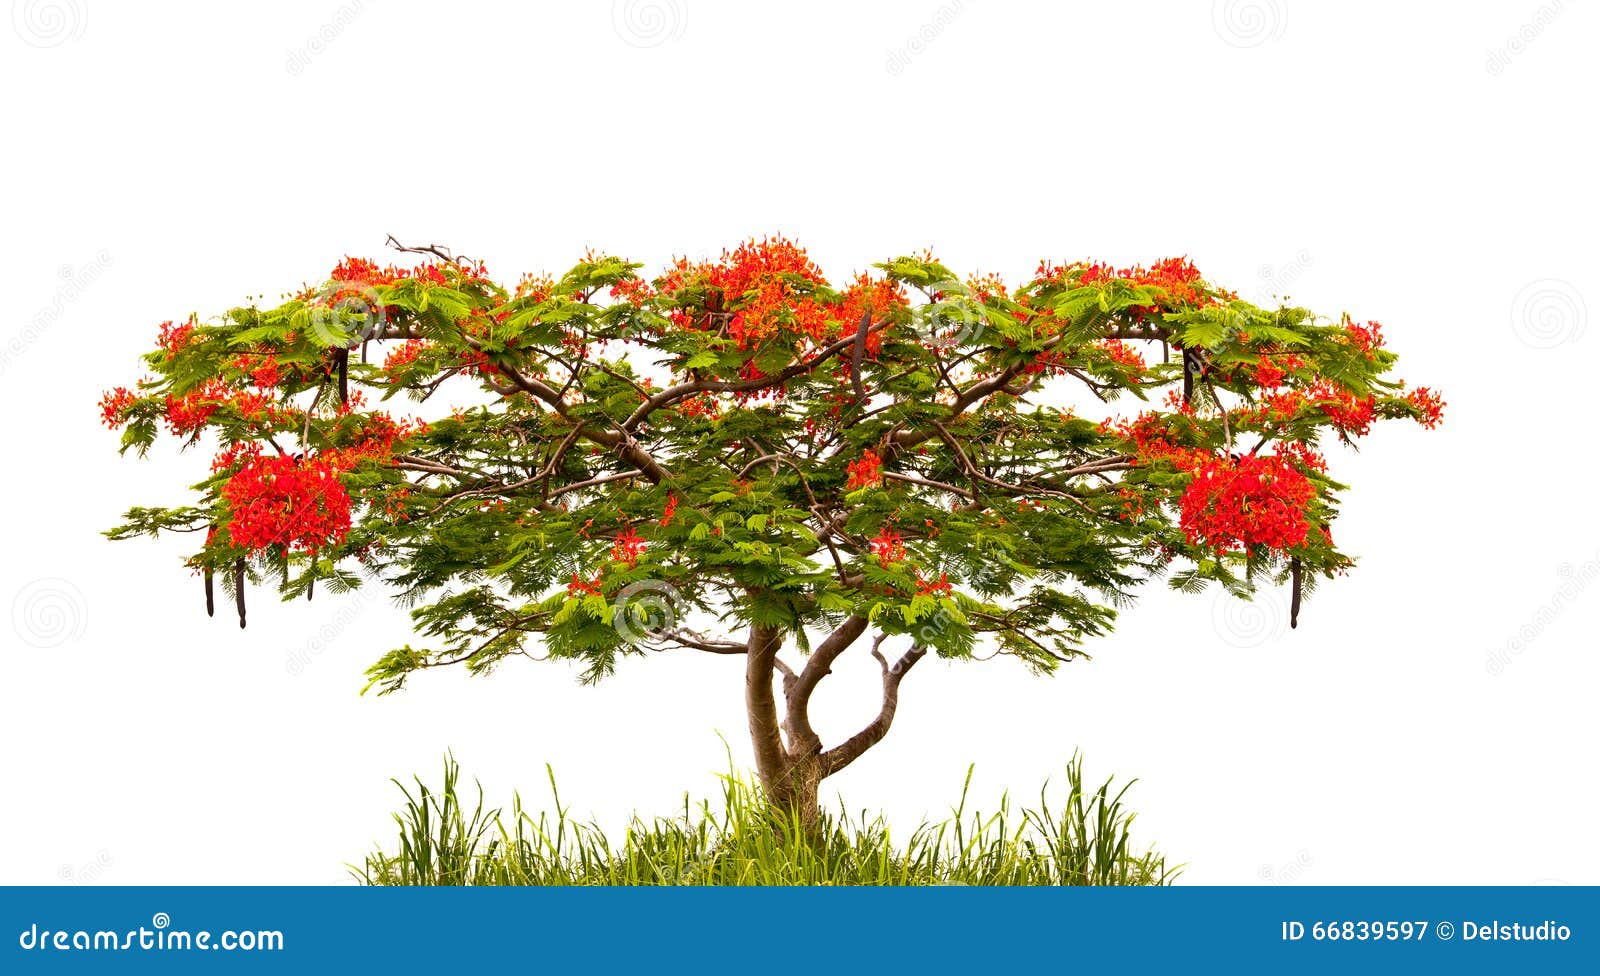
[763,753,824,829]
[743,619,926,829]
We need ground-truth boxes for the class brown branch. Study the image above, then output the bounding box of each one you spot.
[783,616,871,754]
[820,638,928,776]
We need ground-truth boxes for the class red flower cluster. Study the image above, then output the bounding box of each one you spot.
[382,339,428,377]
[323,412,427,470]
[1039,257,1221,319]
[98,387,137,428]
[845,449,884,490]
[611,526,647,568]
[1179,454,1316,555]
[870,526,906,567]
[156,318,197,356]
[1405,387,1445,429]
[223,454,352,554]
[633,237,907,352]
[678,394,722,420]
[1313,383,1377,437]
[163,380,230,436]
[567,573,604,597]
[1342,319,1385,357]
[1095,339,1146,373]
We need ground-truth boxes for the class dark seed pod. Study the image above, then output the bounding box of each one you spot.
[204,568,215,618]
[1290,558,1303,630]
[235,557,247,629]
[337,348,349,406]
[307,575,314,602]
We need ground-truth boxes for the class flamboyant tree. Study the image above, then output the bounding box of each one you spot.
[101,237,1441,820]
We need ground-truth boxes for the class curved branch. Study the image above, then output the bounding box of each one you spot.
[782,616,871,753]
[820,638,927,777]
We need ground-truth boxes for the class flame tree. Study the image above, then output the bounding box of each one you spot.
[100,237,1442,821]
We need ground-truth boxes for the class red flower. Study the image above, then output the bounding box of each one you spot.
[869,526,906,567]
[382,340,428,378]
[1406,387,1445,429]
[156,318,196,357]
[1343,319,1385,357]
[611,526,647,568]
[223,455,352,554]
[567,572,604,597]
[661,493,679,526]
[1179,454,1315,555]
[163,381,231,436]
[915,572,952,596]
[845,449,883,490]
[1096,339,1146,373]
[98,387,137,428]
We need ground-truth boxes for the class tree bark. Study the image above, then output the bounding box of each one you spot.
[744,620,925,827]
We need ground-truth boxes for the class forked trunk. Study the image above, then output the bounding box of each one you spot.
[743,619,927,829]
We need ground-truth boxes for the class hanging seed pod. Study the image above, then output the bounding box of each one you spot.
[337,348,349,406]
[204,568,215,618]
[1181,347,1197,403]
[1290,557,1303,629]
[307,574,314,602]
[234,557,247,629]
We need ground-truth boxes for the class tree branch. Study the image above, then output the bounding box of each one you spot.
[782,615,871,754]
[820,637,927,777]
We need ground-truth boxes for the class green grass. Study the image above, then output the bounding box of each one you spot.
[357,753,1180,886]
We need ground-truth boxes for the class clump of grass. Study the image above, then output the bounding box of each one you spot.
[358,754,1179,886]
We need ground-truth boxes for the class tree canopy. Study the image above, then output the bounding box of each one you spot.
[100,236,1440,810]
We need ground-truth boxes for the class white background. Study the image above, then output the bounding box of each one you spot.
[2,0,1594,886]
